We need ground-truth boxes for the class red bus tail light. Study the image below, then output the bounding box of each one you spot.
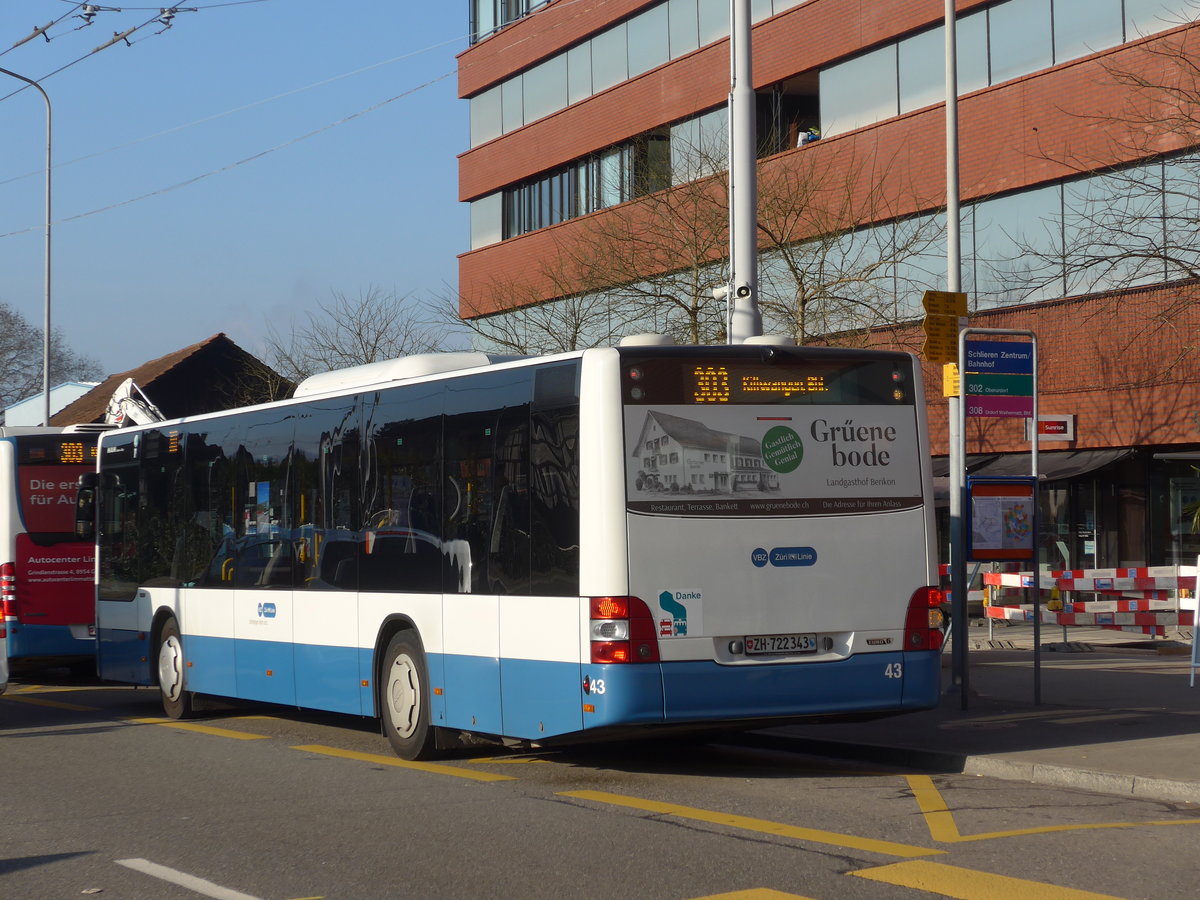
[1,562,15,621]
[905,586,944,651]
[589,596,660,664]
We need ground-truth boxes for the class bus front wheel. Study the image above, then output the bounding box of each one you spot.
[157,618,194,719]
[381,632,436,760]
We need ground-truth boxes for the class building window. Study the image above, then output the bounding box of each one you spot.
[990,0,1053,85]
[1054,0,1123,64]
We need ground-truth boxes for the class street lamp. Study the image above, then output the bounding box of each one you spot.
[0,67,52,426]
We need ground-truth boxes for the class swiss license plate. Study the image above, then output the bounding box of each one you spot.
[744,632,817,655]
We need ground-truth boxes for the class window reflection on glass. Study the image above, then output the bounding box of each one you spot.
[820,44,898,136]
[470,86,502,147]
[567,43,592,105]
[956,12,989,94]
[697,0,730,45]
[1125,0,1199,38]
[989,0,1052,84]
[628,4,670,77]
[899,26,945,114]
[592,23,629,92]
[1162,156,1200,280]
[523,55,567,123]
[668,0,699,57]
[1063,166,1167,295]
[471,193,503,250]
[972,185,1064,306]
[1054,0,1123,63]
[501,77,523,134]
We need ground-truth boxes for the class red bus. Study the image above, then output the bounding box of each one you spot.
[1,426,107,674]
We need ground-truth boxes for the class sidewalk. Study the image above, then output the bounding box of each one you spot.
[756,623,1200,804]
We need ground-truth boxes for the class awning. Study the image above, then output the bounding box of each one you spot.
[930,454,999,477]
[971,448,1135,481]
[930,449,1135,502]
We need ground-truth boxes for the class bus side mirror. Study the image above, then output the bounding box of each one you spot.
[76,473,98,540]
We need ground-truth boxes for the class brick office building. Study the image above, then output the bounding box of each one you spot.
[456,0,1200,569]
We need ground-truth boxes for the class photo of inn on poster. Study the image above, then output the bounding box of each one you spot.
[625,407,924,517]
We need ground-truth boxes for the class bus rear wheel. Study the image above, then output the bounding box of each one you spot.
[157,618,194,719]
[381,632,436,760]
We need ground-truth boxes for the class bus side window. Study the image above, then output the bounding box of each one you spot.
[530,363,581,596]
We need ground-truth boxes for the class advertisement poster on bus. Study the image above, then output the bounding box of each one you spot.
[625,405,923,516]
[18,465,88,533]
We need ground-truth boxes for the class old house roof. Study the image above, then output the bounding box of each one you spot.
[50,333,291,426]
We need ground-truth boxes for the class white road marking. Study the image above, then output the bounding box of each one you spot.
[116,858,265,900]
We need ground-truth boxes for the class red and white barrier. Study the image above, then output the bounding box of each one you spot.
[977,565,1196,636]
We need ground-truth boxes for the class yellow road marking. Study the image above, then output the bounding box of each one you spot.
[1,694,97,712]
[692,891,814,899]
[560,790,943,859]
[907,775,1200,842]
[851,860,1125,899]
[127,717,271,740]
[908,774,966,842]
[10,683,127,694]
[291,744,517,782]
[468,755,552,764]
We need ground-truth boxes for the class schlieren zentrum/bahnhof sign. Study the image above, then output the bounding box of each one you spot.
[964,339,1034,418]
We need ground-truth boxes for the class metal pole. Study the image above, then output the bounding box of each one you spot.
[727,0,761,343]
[0,67,52,426]
[943,0,968,707]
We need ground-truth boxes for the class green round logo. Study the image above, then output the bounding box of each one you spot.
[761,425,803,473]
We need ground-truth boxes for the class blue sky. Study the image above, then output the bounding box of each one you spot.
[0,1,468,376]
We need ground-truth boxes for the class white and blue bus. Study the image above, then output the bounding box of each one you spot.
[86,341,943,759]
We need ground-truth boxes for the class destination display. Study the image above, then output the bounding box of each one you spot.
[17,436,99,466]
[621,353,914,407]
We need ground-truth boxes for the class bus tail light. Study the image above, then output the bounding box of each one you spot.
[1,562,15,621]
[905,586,944,651]
[590,596,660,664]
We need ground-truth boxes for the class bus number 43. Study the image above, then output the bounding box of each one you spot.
[884,663,903,679]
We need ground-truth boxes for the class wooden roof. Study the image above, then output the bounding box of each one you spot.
[50,333,292,426]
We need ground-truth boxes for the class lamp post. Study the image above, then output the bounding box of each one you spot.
[0,67,52,426]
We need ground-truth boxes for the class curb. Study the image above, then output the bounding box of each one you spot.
[742,732,1200,806]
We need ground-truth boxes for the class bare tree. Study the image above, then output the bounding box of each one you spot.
[448,142,942,350]
[436,252,634,356]
[756,146,944,346]
[0,301,103,416]
[1001,13,1200,380]
[264,287,446,383]
[1008,11,1200,291]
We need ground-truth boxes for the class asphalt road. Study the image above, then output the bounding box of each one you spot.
[2,670,1197,900]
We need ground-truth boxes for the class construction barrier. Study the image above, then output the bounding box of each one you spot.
[981,565,1197,636]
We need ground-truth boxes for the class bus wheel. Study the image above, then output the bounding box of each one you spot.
[157,619,193,719]
[381,632,436,760]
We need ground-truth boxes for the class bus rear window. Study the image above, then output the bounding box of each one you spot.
[15,436,98,536]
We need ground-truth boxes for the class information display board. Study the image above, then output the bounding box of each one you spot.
[966,476,1038,562]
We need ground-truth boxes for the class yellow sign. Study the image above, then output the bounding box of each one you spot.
[922,314,961,364]
[942,363,960,397]
[920,290,969,364]
[922,290,968,317]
